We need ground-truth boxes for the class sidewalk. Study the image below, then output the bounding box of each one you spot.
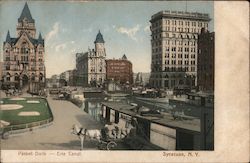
[1,94,103,150]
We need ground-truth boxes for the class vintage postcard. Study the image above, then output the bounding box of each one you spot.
[0,1,249,162]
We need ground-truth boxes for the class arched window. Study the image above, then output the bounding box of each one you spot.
[31,73,35,81]
[21,42,29,54]
[39,73,43,81]
[6,72,11,81]
[14,73,19,81]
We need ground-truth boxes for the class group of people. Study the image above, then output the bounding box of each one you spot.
[102,121,137,140]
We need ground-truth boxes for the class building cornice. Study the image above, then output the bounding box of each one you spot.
[150,10,211,22]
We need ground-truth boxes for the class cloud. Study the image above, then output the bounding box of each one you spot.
[55,43,67,52]
[46,22,60,41]
[52,40,75,53]
[116,25,140,41]
[144,25,150,33]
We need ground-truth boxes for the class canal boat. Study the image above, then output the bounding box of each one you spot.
[100,102,203,150]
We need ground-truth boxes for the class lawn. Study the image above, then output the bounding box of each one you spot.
[0,97,53,127]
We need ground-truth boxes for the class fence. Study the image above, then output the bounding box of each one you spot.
[1,117,53,134]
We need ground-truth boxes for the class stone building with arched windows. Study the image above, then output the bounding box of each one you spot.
[75,30,106,87]
[2,2,46,92]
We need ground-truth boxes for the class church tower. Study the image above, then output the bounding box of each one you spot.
[16,2,36,38]
[94,30,106,57]
[2,2,45,92]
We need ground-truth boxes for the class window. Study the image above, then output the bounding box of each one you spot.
[39,74,43,81]
[31,74,35,81]
[5,57,10,61]
[172,47,176,52]
[6,65,10,70]
[14,75,19,81]
[21,47,26,53]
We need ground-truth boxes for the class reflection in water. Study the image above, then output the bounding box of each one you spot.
[81,97,131,122]
[81,99,104,122]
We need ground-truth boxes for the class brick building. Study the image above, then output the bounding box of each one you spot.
[197,28,215,92]
[106,54,133,85]
[2,2,45,92]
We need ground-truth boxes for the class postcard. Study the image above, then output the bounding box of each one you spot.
[0,1,249,162]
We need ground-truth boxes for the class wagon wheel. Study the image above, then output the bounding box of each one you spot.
[2,131,10,139]
[106,141,117,150]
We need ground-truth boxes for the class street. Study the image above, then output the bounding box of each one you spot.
[1,95,103,150]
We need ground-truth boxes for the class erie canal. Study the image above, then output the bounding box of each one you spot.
[80,96,211,122]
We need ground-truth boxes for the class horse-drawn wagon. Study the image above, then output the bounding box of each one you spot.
[71,123,134,150]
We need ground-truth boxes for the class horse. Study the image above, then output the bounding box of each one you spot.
[71,124,102,150]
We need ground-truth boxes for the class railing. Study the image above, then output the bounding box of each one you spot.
[2,117,53,133]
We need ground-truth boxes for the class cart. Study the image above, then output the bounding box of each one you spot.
[98,127,125,150]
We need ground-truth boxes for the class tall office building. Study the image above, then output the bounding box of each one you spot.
[149,11,210,89]
[2,2,46,91]
[197,28,215,92]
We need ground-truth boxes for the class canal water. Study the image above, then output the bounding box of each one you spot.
[80,97,131,122]
[80,96,207,122]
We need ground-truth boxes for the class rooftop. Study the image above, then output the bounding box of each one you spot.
[18,2,35,23]
[94,30,105,44]
[151,10,210,22]
[102,101,200,133]
[4,31,44,46]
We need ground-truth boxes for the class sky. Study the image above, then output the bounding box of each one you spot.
[0,1,214,77]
